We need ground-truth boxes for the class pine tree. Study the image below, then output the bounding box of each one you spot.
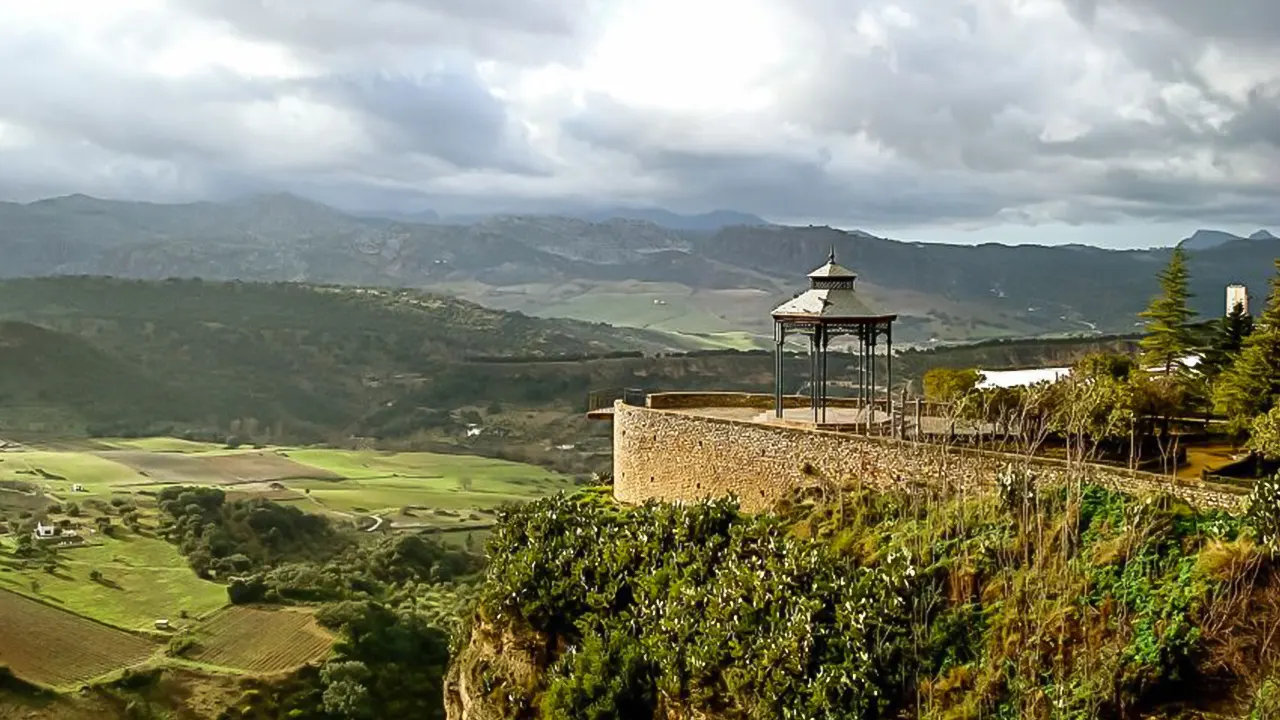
[1215,259,1280,428]
[1202,300,1254,377]
[1138,246,1195,374]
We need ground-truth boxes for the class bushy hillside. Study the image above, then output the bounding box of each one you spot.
[0,320,192,433]
[0,277,680,441]
[451,485,1280,719]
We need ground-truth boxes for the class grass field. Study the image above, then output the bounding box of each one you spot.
[100,437,228,453]
[0,450,140,489]
[0,528,227,631]
[663,330,769,351]
[0,588,156,688]
[282,449,575,515]
[0,443,571,515]
[188,606,333,673]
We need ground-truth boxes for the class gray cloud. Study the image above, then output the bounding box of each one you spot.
[304,69,547,173]
[174,0,594,64]
[0,0,1278,238]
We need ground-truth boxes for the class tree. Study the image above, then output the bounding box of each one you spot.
[1215,260,1280,429]
[1138,246,1195,374]
[1251,406,1280,460]
[922,367,980,402]
[1203,301,1254,377]
[321,661,373,719]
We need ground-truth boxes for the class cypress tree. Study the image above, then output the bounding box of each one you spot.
[1202,300,1254,377]
[1215,259,1280,428]
[1138,246,1195,374]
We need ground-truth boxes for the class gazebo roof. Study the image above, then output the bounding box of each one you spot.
[807,255,857,280]
[771,249,896,323]
[772,289,883,318]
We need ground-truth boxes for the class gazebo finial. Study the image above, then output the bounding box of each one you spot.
[828,246,836,264]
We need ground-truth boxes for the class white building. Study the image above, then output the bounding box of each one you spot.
[1227,284,1249,315]
[977,353,1202,390]
[33,522,58,539]
[976,367,1072,389]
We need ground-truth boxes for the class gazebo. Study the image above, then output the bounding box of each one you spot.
[771,249,897,425]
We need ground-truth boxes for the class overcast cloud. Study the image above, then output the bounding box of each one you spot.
[0,0,1277,244]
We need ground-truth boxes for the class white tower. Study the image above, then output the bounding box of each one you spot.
[1227,284,1249,315]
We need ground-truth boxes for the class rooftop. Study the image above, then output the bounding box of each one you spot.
[771,249,895,322]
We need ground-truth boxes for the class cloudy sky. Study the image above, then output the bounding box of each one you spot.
[1,0,1277,247]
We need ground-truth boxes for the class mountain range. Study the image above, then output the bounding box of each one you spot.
[1179,228,1277,251]
[355,205,769,232]
[1,192,1275,345]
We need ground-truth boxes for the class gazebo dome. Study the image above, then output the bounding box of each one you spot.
[771,249,894,322]
[806,250,857,282]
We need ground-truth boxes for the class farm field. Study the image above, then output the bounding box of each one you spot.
[0,440,570,629]
[0,588,156,689]
[0,528,226,631]
[0,441,572,517]
[188,606,333,673]
[283,449,575,516]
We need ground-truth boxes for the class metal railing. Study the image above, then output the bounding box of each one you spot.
[586,388,649,412]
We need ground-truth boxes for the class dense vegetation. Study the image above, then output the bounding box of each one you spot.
[219,533,483,720]
[151,487,484,719]
[460,483,1280,719]
[157,486,345,578]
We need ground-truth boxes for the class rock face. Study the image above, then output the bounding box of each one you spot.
[444,619,551,720]
[445,618,721,720]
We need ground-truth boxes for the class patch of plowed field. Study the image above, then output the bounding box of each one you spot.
[190,606,333,673]
[97,450,342,485]
[0,589,155,688]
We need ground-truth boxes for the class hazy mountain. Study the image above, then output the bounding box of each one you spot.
[1180,229,1246,251]
[355,206,769,232]
[1,193,1274,344]
[1251,229,1277,240]
[577,207,769,231]
[357,208,442,224]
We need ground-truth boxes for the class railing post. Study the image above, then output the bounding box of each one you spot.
[911,392,921,438]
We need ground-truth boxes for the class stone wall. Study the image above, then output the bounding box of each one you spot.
[612,402,1247,513]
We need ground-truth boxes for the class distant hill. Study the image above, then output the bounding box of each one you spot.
[1,194,1275,344]
[0,277,684,440]
[0,320,191,434]
[1180,229,1246,251]
[1180,228,1277,250]
[576,207,769,231]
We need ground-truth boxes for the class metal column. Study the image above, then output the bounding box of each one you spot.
[886,323,893,435]
[869,329,877,434]
[820,328,829,424]
[774,322,784,418]
[810,331,818,423]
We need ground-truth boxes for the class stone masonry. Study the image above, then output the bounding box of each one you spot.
[613,398,1247,513]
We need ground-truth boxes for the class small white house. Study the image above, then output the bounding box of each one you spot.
[33,522,58,539]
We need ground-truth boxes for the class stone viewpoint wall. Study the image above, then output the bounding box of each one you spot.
[612,400,1247,513]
